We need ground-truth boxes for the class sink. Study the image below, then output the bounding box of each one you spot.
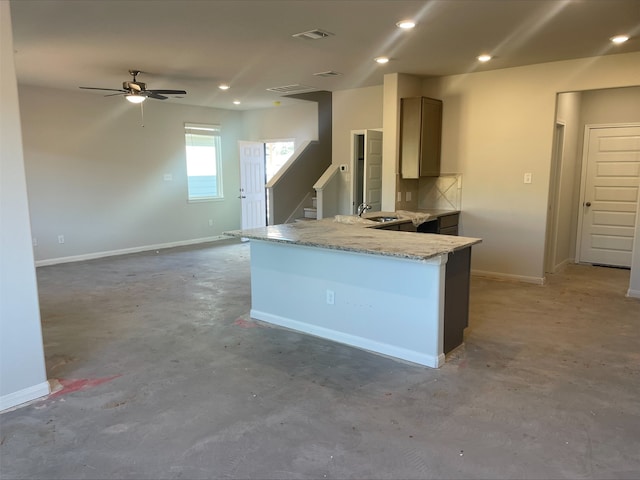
[367,215,399,223]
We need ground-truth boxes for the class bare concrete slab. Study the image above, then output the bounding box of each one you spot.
[1,239,639,479]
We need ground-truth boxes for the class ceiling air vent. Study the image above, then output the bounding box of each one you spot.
[292,29,334,40]
[266,84,318,94]
[313,71,342,78]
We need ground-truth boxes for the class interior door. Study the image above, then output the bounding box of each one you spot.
[239,141,266,230]
[364,130,383,212]
[579,125,640,267]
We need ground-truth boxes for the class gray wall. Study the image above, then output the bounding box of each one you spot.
[20,85,321,264]
[0,2,48,410]
[19,85,244,263]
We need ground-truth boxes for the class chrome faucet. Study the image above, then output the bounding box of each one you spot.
[357,203,372,217]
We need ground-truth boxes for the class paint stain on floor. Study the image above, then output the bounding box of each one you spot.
[48,375,121,399]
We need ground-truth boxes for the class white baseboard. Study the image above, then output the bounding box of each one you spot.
[627,289,640,299]
[471,269,545,285]
[0,381,50,413]
[251,309,444,368]
[35,235,228,267]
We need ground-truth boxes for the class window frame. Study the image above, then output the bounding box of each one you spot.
[184,123,224,202]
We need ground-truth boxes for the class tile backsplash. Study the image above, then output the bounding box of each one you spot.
[418,174,462,210]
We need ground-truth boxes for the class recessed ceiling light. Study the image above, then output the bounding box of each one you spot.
[375,56,390,64]
[233,100,241,105]
[218,84,230,90]
[610,35,629,44]
[477,54,492,62]
[396,20,416,30]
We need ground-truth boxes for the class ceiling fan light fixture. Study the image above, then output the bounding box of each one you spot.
[375,56,390,64]
[477,54,492,62]
[218,84,230,90]
[126,94,146,104]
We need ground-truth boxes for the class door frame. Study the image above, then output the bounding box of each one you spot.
[544,121,565,274]
[575,122,640,264]
[350,129,383,215]
[350,129,366,215]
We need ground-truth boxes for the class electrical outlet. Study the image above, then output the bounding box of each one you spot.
[33,238,38,247]
[406,191,412,201]
[208,219,214,227]
[524,172,532,184]
[163,173,173,181]
[326,289,335,305]
[397,192,402,202]
[58,235,65,244]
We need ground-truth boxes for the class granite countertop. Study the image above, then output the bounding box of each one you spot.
[225,218,481,262]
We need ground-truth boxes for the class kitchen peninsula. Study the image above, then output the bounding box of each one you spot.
[225,219,481,368]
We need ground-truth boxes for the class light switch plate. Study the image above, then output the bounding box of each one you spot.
[524,172,532,184]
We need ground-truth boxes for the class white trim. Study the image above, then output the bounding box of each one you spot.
[627,289,640,299]
[251,310,444,368]
[0,381,50,413]
[472,269,545,285]
[35,235,228,267]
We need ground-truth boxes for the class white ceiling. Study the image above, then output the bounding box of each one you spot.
[10,0,640,110]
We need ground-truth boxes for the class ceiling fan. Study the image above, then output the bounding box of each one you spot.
[79,70,187,103]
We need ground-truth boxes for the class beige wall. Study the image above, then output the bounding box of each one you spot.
[332,85,384,213]
[579,86,640,127]
[420,52,640,282]
[551,91,582,270]
[241,101,318,147]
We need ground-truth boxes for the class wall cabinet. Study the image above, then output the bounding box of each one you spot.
[400,96,442,178]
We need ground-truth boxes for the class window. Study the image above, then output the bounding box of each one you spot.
[265,140,295,182]
[185,123,223,201]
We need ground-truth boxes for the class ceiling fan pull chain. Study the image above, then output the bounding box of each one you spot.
[140,102,145,128]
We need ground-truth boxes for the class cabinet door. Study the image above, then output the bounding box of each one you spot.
[400,97,421,179]
[400,97,442,178]
[419,97,442,177]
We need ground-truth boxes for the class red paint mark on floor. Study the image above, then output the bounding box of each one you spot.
[49,375,121,399]
[234,318,259,328]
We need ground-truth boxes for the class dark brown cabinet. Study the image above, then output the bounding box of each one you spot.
[416,212,459,236]
[400,96,442,178]
[374,212,459,235]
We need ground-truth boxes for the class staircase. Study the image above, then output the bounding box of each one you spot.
[300,195,317,221]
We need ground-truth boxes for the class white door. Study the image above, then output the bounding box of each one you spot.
[578,125,640,267]
[364,130,383,212]
[239,141,266,230]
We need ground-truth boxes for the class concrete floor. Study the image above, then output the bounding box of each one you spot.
[1,238,639,479]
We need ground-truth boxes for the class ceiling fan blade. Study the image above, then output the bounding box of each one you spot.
[79,87,127,93]
[147,89,187,95]
[103,92,127,97]
[144,92,168,100]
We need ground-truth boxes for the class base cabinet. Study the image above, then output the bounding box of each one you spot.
[416,212,459,236]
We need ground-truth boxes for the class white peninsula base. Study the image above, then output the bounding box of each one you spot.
[250,240,451,368]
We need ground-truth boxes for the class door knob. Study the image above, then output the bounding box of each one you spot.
[585,201,591,207]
